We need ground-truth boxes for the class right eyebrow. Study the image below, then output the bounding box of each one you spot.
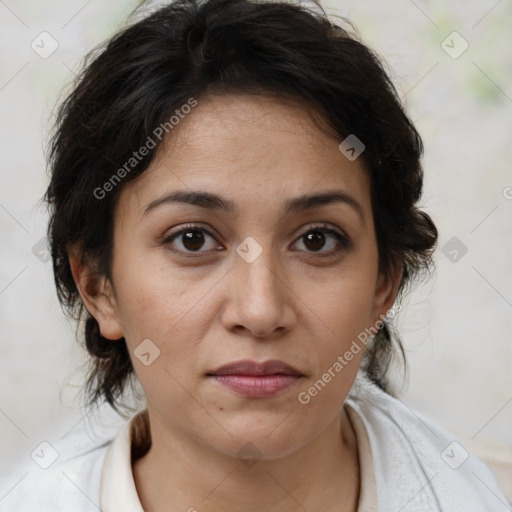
[143,190,237,216]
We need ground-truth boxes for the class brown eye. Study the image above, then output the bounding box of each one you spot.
[303,231,327,251]
[162,225,221,255]
[293,225,351,256]
[181,230,206,251]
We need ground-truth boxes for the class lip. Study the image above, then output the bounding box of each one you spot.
[206,359,304,398]
[207,359,304,377]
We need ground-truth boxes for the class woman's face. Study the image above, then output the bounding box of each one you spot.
[83,93,399,459]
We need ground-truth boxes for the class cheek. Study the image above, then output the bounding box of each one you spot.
[305,272,377,385]
[110,244,191,337]
[296,291,372,417]
[325,287,375,339]
[113,267,213,385]
[312,264,377,334]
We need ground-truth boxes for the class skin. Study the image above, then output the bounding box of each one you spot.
[70,93,402,512]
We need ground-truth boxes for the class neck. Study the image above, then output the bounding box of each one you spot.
[132,405,360,512]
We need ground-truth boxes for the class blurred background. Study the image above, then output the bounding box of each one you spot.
[1,0,511,504]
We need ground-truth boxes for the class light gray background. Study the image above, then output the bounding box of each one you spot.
[1,0,511,501]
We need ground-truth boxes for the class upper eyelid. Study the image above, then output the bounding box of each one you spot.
[163,223,218,242]
[163,223,348,248]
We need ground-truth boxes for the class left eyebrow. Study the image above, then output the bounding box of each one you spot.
[142,189,365,224]
[283,190,364,223]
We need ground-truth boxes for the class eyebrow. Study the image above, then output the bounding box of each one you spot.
[143,189,364,222]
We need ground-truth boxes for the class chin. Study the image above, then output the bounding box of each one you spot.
[210,420,310,462]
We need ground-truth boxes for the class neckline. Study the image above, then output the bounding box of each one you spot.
[126,405,377,511]
[101,397,378,511]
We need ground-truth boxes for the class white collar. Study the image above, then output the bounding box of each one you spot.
[98,371,505,511]
[99,399,377,511]
[100,411,145,512]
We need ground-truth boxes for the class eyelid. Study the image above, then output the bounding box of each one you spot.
[161,223,220,251]
[162,222,351,256]
[295,222,348,241]
[292,223,352,253]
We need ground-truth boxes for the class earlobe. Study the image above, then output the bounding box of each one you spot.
[68,249,124,340]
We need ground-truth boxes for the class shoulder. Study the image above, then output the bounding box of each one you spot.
[346,371,510,512]
[1,418,125,512]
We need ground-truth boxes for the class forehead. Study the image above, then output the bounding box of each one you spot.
[167,93,345,161]
[116,93,371,219]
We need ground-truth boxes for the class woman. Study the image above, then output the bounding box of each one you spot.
[5,0,508,510]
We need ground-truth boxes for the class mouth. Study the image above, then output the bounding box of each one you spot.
[206,359,305,398]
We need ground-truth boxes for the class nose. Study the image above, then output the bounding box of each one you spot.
[220,246,295,339]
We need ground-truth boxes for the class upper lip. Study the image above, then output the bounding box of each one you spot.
[207,359,304,377]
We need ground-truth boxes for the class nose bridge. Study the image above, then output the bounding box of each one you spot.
[227,235,289,335]
[237,240,282,304]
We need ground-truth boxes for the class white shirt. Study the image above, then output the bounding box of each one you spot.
[2,371,509,511]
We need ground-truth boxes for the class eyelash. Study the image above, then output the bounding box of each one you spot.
[162,223,351,258]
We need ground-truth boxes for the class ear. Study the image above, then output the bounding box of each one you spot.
[371,258,403,325]
[68,247,124,340]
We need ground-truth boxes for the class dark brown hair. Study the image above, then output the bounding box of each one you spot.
[44,0,438,414]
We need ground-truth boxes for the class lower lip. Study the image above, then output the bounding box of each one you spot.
[209,374,301,397]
